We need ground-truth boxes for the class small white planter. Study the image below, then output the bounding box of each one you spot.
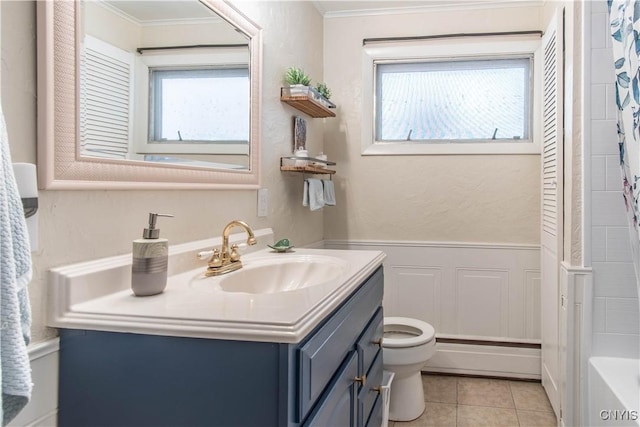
[287,84,309,96]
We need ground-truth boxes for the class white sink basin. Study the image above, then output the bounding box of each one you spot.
[49,228,386,343]
[191,254,348,294]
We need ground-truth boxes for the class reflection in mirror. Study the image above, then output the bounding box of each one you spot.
[80,0,251,170]
[36,0,262,190]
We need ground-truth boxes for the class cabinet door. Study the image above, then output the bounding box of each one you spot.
[298,268,383,420]
[357,351,383,427]
[365,396,382,427]
[356,308,383,379]
[303,352,358,427]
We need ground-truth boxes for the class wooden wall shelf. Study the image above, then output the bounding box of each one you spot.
[280,157,336,175]
[280,88,336,118]
[280,165,336,175]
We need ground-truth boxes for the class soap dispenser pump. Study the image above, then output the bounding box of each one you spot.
[132,213,173,297]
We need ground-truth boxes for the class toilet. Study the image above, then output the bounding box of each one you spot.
[382,317,436,421]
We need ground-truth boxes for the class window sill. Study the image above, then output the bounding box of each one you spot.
[362,141,541,156]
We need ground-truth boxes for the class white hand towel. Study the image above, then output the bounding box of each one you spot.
[303,180,309,207]
[322,180,336,206]
[307,178,325,211]
[0,104,33,425]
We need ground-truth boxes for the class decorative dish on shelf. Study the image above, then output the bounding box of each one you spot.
[268,238,295,252]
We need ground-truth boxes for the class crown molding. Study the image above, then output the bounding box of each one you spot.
[313,1,545,18]
[95,0,223,27]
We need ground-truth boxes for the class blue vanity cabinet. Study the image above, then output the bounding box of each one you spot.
[302,308,384,427]
[57,266,384,427]
[302,352,359,426]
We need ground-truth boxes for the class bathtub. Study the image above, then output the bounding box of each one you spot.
[588,357,640,426]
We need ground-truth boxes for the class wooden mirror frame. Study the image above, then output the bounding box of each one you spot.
[36,0,262,190]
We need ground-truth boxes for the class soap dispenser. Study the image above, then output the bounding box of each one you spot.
[132,213,173,297]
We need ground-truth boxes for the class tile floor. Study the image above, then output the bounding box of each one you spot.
[388,374,557,427]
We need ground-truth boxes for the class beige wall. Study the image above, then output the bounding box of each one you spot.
[2,0,325,344]
[84,1,141,51]
[323,5,543,243]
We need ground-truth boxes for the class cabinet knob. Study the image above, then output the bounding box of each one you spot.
[354,374,367,387]
[372,385,382,394]
[372,337,383,348]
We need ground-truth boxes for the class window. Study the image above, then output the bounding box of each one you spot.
[362,37,542,155]
[133,47,250,156]
[149,67,249,143]
[375,57,531,142]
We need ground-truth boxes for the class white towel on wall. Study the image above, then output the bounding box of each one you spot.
[307,179,325,211]
[322,180,336,206]
[0,105,33,426]
[303,180,309,207]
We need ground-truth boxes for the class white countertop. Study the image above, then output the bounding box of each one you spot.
[49,230,385,343]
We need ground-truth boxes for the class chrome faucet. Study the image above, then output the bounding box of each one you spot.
[205,220,257,276]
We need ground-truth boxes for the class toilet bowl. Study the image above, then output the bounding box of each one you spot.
[382,317,436,422]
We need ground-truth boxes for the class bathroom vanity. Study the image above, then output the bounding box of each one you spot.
[49,230,386,427]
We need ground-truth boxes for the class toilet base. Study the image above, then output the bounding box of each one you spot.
[388,370,425,421]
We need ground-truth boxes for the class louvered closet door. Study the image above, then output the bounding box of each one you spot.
[540,11,563,419]
[80,36,133,160]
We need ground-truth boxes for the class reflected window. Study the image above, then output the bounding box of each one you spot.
[149,67,249,143]
[375,57,532,142]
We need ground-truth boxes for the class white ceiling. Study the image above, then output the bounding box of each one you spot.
[103,1,219,23]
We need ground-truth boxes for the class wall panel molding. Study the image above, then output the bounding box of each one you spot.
[324,239,541,341]
[323,239,541,378]
[455,268,509,337]
[561,263,593,427]
[7,338,60,427]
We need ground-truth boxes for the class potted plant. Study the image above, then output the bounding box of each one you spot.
[285,67,312,96]
[315,82,331,100]
[315,82,333,108]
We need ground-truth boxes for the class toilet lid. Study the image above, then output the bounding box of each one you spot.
[383,317,435,348]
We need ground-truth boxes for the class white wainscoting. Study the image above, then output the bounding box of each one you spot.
[323,240,542,378]
[7,338,59,427]
[560,263,593,427]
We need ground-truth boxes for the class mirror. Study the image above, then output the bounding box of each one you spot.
[37,0,262,189]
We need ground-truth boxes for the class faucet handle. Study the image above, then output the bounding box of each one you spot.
[230,244,241,262]
[207,248,222,268]
[198,243,251,261]
[197,250,214,260]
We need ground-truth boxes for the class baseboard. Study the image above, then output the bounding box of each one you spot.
[422,341,541,379]
[7,338,59,427]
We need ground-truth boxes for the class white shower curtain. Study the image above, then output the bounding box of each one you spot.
[609,0,640,282]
